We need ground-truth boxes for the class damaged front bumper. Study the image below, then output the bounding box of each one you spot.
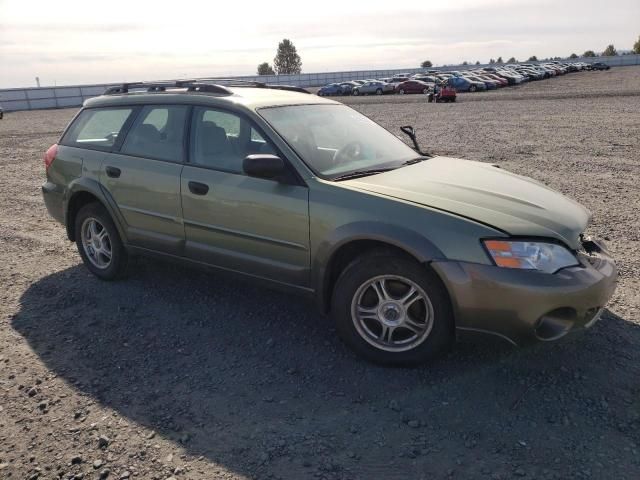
[431,238,617,345]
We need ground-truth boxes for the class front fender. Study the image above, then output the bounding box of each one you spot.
[65,178,128,244]
[313,221,445,312]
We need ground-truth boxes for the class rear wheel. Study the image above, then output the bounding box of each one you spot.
[331,251,453,366]
[75,202,128,280]
[399,89,405,95]
[317,91,324,97]
[376,88,383,95]
[422,88,429,94]
[469,84,477,92]
[353,89,359,96]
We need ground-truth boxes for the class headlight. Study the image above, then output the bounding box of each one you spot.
[483,240,579,273]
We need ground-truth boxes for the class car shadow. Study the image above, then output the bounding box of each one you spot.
[11,259,640,479]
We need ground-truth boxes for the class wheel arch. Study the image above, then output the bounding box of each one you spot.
[314,223,445,313]
[65,179,127,243]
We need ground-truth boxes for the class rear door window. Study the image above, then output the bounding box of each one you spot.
[62,108,134,150]
[121,105,188,162]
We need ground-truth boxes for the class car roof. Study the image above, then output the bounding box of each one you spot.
[84,86,336,111]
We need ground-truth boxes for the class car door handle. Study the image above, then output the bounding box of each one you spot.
[105,166,121,178]
[188,181,209,195]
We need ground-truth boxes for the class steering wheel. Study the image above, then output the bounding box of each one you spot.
[333,141,365,164]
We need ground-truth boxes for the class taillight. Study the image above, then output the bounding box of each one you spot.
[44,144,58,171]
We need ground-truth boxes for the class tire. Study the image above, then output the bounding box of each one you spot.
[399,89,405,95]
[422,88,429,94]
[331,250,453,366]
[75,202,128,280]
[353,89,359,96]
[376,88,382,95]
[469,84,477,92]
[317,91,324,97]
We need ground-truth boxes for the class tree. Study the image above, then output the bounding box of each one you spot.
[507,57,517,63]
[602,44,617,56]
[273,39,302,74]
[489,58,496,64]
[583,50,596,57]
[421,60,433,68]
[462,61,468,65]
[257,62,275,75]
[527,55,538,61]
[633,35,640,54]
[496,56,504,63]
[475,60,481,65]
[568,53,578,59]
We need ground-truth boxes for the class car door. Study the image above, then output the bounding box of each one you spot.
[100,104,187,255]
[180,106,310,287]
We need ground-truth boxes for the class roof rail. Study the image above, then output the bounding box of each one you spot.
[104,80,232,95]
[103,79,310,96]
[197,78,310,94]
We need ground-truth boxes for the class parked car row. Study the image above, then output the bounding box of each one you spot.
[316,61,609,97]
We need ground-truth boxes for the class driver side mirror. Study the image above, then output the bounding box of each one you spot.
[243,154,287,182]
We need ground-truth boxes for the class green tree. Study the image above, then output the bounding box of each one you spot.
[489,58,496,64]
[527,55,538,61]
[507,56,517,63]
[602,44,617,56]
[462,61,468,65]
[273,39,302,74]
[421,60,433,68]
[257,62,275,75]
[568,53,578,59]
[475,60,481,65]
[496,56,504,63]
[583,50,596,57]
[633,35,640,54]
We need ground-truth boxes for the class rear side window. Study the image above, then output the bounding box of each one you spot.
[62,108,133,150]
[121,105,188,162]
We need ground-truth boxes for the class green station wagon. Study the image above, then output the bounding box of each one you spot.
[42,80,617,365]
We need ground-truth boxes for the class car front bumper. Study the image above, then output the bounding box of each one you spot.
[431,239,617,345]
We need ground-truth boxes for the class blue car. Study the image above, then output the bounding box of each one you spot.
[447,76,487,92]
[317,83,344,96]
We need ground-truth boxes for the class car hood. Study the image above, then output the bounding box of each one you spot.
[342,156,590,249]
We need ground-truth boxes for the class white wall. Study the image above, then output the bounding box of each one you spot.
[1,55,638,112]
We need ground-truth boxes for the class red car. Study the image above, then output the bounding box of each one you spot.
[428,83,457,103]
[395,80,432,95]
[482,74,509,87]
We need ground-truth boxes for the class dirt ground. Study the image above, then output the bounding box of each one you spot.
[1,66,639,480]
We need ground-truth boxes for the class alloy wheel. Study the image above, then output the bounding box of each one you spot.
[81,217,112,269]
[351,275,434,352]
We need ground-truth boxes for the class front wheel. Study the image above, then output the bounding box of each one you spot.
[399,89,405,95]
[353,89,359,96]
[376,88,383,95]
[75,202,128,280]
[331,251,453,366]
[422,88,429,94]
[469,84,477,92]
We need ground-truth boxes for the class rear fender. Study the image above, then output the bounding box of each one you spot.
[65,177,128,243]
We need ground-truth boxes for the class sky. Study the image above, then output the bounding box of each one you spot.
[0,0,638,88]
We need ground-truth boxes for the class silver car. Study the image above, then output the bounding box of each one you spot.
[352,81,394,96]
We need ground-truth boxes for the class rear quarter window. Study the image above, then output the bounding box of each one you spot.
[62,108,134,150]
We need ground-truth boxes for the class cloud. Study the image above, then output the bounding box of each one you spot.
[0,0,638,87]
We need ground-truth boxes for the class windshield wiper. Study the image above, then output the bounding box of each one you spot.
[331,167,397,181]
[402,156,429,165]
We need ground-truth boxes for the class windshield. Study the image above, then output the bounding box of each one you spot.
[258,104,419,179]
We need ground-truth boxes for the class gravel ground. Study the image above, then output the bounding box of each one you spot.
[1,66,639,480]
